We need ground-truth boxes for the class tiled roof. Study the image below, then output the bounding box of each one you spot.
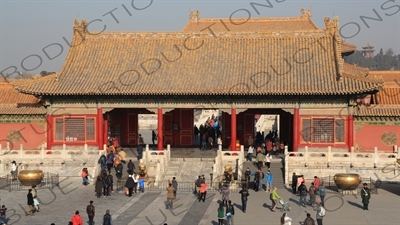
[341,41,357,53]
[0,81,46,115]
[0,82,40,105]
[368,71,400,83]
[375,87,400,105]
[342,63,370,78]
[355,105,400,117]
[0,106,46,115]
[182,10,354,54]
[14,18,383,96]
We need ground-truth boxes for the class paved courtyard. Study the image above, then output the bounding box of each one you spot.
[0,176,399,225]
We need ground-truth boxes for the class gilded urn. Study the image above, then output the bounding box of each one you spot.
[333,173,361,190]
[18,170,44,186]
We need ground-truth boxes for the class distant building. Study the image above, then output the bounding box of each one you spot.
[361,43,375,58]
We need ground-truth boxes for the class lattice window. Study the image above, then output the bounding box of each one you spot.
[55,118,64,141]
[300,119,312,142]
[86,118,95,140]
[335,119,345,142]
[312,118,334,143]
[65,118,85,141]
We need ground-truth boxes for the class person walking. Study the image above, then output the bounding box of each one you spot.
[118,149,126,164]
[152,130,157,145]
[217,203,225,225]
[70,211,83,225]
[319,183,326,207]
[280,212,292,225]
[298,181,308,207]
[198,181,207,202]
[172,177,178,199]
[226,200,235,225]
[25,189,35,216]
[291,172,298,194]
[309,183,317,206]
[313,200,325,225]
[107,171,114,194]
[264,152,272,169]
[102,209,113,225]
[102,174,110,197]
[11,161,18,181]
[258,169,265,191]
[265,170,273,192]
[86,201,95,225]
[256,150,264,169]
[239,186,249,213]
[166,183,175,209]
[125,174,135,197]
[247,145,254,161]
[95,176,103,198]
[244,168,251,190]
[127,159,135,174]
[304,213,316,225]
[361,183,371,210]
[221,185,230,206]
[270,187,281,212]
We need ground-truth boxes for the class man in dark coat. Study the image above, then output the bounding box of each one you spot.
[107,172,114,194]
[361,183,371,210]
[86,201,95,225]
[127,159,135,174]
[239,186,249,213]
[125,175,135,197]
[292,172,298,194]
[244,168,251,190]
[95,176,103,198]
[25,189,34,216]
[115,163,123,179]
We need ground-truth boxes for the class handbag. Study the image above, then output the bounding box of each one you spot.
[226,212,232,217]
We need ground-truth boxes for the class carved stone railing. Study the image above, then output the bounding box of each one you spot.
[140,144,170,186]
[286,145,400,184]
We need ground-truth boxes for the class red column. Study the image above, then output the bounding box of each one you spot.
[47,115,53,150]
[157,108,163,150]
[348,115,354,152]
[97,108,103,150]
[293,108,299,152]
[103,118,108,150]
[231,108,237,151]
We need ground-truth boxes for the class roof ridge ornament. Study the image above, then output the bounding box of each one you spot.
[73,18,88,34]
[323,16,337,35]
[190,10,200,23]
[300,8,311,18]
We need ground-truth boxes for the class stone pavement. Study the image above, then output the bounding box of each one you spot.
[1,176,399,225]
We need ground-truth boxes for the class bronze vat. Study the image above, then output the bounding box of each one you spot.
[334,173,361,190]
[18,170,44,186]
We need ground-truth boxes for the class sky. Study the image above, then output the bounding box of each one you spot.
[1,0,399,76]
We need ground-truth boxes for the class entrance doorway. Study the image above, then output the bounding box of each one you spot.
[193,109,223,149]
[138,114,158,146]
[254,114,280,148]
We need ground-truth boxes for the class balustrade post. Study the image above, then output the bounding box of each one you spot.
[146,144,149,151]
[7,142,10,150]
[103,144,107,152]
[84,144,88,152]
[374,147,378,167]
[41,144,45,159]
[327,146,332,167]
[394,145,398,153]
[351,147,355,167]
[19,144,23,159]
[167,144,170,151]
[219,144,222,151]
[0,144,2,151]
[305,146,309,166]
[63,144,67,160]
[397,147,400,158]
[284,145,289,187]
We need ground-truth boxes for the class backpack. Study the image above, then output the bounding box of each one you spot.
[319,207,326,217]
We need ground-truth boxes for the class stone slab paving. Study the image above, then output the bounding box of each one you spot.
[1,174,399,224]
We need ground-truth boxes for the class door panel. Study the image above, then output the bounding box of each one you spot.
[127,113,138,146]
[180,109,193,146]
[163,114,173,145]
[244,114,254,146]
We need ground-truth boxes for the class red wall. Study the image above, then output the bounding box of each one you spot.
[0,123,46,150]
[355,124,400,152]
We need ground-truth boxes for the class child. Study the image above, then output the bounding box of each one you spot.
[138,177,145,193]
[0,205,7,224]
[33,196,40,212]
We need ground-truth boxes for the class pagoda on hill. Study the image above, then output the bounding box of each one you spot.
[361,43,375,58]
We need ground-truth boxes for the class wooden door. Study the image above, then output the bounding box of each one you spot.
[179,109,193,146]
[163,114,173,145]
[127,113,138,146]
[243,114,254,147]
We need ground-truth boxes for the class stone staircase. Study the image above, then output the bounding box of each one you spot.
[163,158,214,182]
